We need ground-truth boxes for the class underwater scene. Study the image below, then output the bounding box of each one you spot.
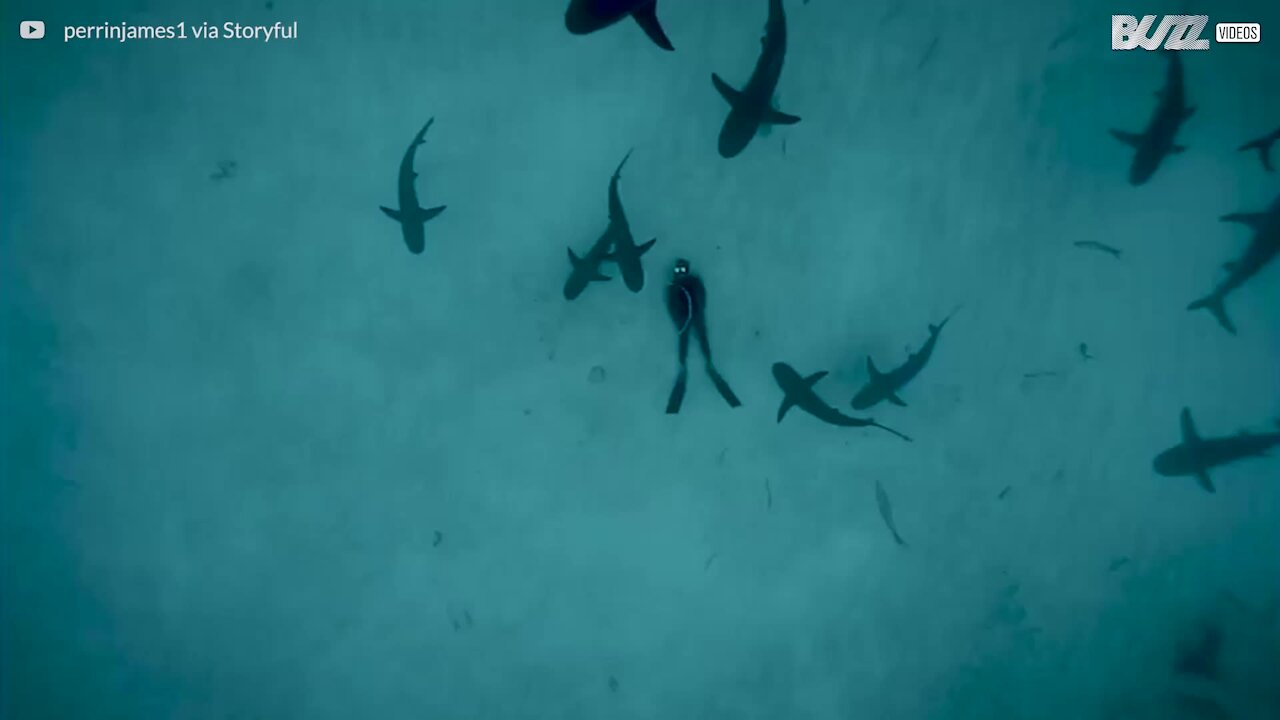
[2,0,1278,718]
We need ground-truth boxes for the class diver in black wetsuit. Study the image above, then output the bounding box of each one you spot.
[664,259,741,414]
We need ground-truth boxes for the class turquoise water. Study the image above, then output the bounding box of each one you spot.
[2,1,1278,718]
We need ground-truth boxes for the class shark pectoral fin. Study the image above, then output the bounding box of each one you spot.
[417,205,446,222]
[1179,407,1201,444]
[1183,106,1196,120]
[591,270,612,282]
[1220,212,1265,229]
[379,205,403,221]
[1170,144,1188,153]
[763,108,802,126]
[1195,470,1216,494]
[887,393,907,407]
[776,397,796,423]
[802,371,828,388]
[711,73,744,108]
[866,357,883,378]
[631,1,674,51]
[637,238,657,255]
[567,247,584,268]
[1223,261,1238,272]
[1108,129,1143,148]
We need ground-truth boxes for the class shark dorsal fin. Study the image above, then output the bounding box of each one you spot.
[1180,407,1201,444]
[802,371,828,388]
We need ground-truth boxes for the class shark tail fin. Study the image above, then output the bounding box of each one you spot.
[1187,293,1236,335]
[632,1,674,51]
[1237,135,1276,172]
[1220,212,1266,230]
[379,206,403,221]
[711,73,744,108]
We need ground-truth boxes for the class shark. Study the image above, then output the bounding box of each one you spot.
[1186,192,1280,334]
[380,118,447,255]
[1237,125,1280,172]
[604,149,656,293]
[711,0,801,158]
[564,0,674,51]
[851,309,957,411]
[1153,408,1280,493]
[563,150,653,299]
[1109,52,1195,186]
[772,362,912,442]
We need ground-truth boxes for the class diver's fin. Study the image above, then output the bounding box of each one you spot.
[711,73,744,108]
[1179,407,1201,444]
[666,369,688,415]
[763,108,802,125]
[1187,293,1236,335]
[1109,129,1143,148]
[1220,212,1265,230]
[1195,470,1215,494]
[631,1,674,51]
[707,365,742,408]
[379,206,403,221]
[887,393,907,407]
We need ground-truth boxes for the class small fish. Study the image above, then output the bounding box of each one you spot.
[210,160,237,181]
[433,530,443,547]
[997,485,1011,500]
[608,676,619,693]
[1073,240,1123,259]
[917,36,939,69]
[874,480,908,547]
[1174,622,1223,680]
[765,478,773,509]
[1108,556,1130,572]
[1022,371,1060,379]
[1048,24,1078,50]
[704,553,718,571]
[1078,343,1095,361]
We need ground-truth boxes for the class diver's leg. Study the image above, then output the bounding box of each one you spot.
[665,329,690,414]
[695,318,741,408]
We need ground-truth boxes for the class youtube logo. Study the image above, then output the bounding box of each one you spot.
[20,20,45,40]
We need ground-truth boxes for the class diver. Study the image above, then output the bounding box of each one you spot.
[664,258,742,414]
